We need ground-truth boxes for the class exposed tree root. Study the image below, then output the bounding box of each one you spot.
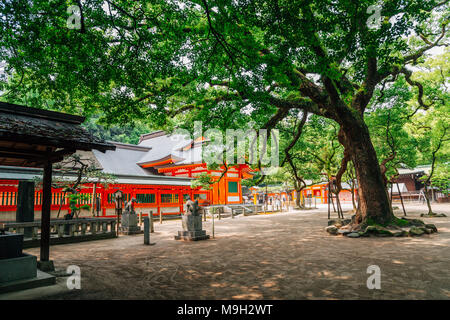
[420,213,447,218]
[325,215,438,238]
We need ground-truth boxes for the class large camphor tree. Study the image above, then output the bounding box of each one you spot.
[0,0,448,228]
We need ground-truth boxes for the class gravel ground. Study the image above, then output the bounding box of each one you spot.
[22,203,450,300]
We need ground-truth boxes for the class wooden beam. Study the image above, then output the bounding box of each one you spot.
[0,134,113,153]
[0,152,52,161]
[0,146,51,157]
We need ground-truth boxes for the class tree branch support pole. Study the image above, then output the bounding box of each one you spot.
[336,193,344,219]
[390,183,394,207]
[212,207,215,239]
[396,183,407,216]
[327,184,331,219]
[38,161,54,271]
[265,185,268,212]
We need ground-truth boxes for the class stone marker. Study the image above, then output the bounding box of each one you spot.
[16,181,35,238]
[149,211,154,233]
[175,199,210,241]
[143,217,155,245]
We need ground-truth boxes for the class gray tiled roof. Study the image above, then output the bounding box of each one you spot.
[137,133,193,164]
[92,146,153,176]
[91,131,204,178]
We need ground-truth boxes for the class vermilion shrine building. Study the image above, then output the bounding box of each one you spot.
[0,130,254,221]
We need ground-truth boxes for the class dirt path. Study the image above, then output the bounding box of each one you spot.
[25,204,450,300]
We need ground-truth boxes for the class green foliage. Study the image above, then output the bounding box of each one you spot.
[191,172,215,190]
[305,115,343,179]
[276,113,324,189]
[67,193,91,213]
[82,115,158,144]
[405,52,449,184]
[0,1,447,218]
[39,154,117,217]
[366,77,418,179]
[431,163,450,196]
[1,0,446,128]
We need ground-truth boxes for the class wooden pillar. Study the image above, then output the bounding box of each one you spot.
[101,187,107,216]
[90,182,97,216]
[40,162,52,263]
[179,190,183,214]
[156,190,162,223]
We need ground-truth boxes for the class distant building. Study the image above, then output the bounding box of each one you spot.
[392,165,430,192]
[249,182,358,206]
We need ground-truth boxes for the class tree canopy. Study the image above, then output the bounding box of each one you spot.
[0,0,448,226]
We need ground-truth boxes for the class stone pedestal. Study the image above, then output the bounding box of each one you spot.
[0,233,23,259]
[119,213,142,235]
[0,233,55,293]
[174,215,210,241]
[0,253,37,283]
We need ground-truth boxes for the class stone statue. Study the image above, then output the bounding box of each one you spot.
[184,199,200,216]
[175,198,209,241]
[124,198,137,214]
[120,198,141,235]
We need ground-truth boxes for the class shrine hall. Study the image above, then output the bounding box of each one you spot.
[0,129,255,221]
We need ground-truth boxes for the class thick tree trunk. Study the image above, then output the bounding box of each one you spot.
[295,189,303,208]
[294,184,307,209]
[340,121,394,225]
